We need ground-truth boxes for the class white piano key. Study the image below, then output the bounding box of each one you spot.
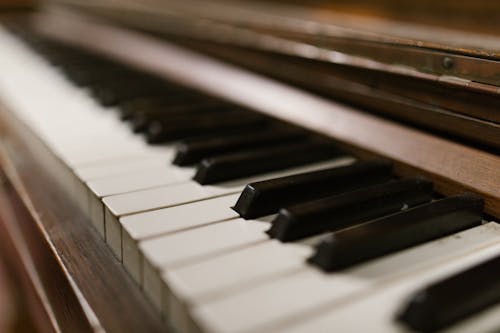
[274,225,500,333]
[165,235,320,304]
[122,192,240,239]
[88,165,195,198]
[117,193,240,282]
[141,217,271,270]
[103,157,354,217]
[140,217,271,312]
[75,153,174,181]
[191,223,500,333]
[163,236,322,332]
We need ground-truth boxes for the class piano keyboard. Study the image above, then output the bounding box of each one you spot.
[0,25,499,333]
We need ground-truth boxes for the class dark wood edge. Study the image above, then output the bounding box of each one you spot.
[0,102,168,332]
[51,0,500,88]
[0,174,60,333]
[172,40,500,149]
[31,9,500,218]
[0,137,97,332]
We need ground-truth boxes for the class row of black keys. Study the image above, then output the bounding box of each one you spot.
[16,31,500,333]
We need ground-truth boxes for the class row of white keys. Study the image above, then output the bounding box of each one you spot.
[87,165,196,199]
[107,158,352,288]
[102,157,354,258]
[273,223,500,333]
[0,28,175,207]
[141,216,271,312]
[0,28,221,243]
[188,222,500,333]
[163,233,324,331]
[0,30,153,166]
[75,152,176,181]
[119,193,242,282]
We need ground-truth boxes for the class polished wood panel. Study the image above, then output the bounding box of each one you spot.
[32,9,500,218]
[171,40,500,149]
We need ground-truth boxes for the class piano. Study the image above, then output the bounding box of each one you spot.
[0,1,498,332]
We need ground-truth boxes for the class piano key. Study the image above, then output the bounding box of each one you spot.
[87,165,195,198]
[397,253,500,332]
[173,127,306,165]
[140,217,271,311]
[268,177,434,242]
[194,141,340,185]
[191,223,500,333]
[90,80,169,106]
[146,110,266,143]
[438,303,500,333]
[119,93,215,120]
[162,235,324,331]
[234,160,393,219]
[141,217,271,270]
[130,103,234,133]
[74,152,174,181]
[119,193,241,282]
[173,127,307,166]
[309,194,484,271]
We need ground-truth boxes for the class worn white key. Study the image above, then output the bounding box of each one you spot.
[141,217,271,270]
[191,223,500,333]
[275,226,500,333]
[117,193,241,282]
[75,153,174,181]
[88,166,195,198]
[140,217,271,312]
[163,236,322,332]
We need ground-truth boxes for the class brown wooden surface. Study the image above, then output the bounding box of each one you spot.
[0,172,74,333]
[170,39,500,150]
[0,101,169,332]
[31,9,500,218]
[52,0,500,86]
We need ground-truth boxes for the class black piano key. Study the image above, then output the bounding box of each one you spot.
[308,194,484,272]
[397,254,500,333]
[146,111,266,144]
[90,80,170,106]
[233,160,393,219]
[130,103,233,133]
[119,94,215,120]
[194,141,340,185]
[173,127,308,166]
[268,178,434,242]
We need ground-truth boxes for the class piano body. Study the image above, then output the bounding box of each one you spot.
[0,1,499,332]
